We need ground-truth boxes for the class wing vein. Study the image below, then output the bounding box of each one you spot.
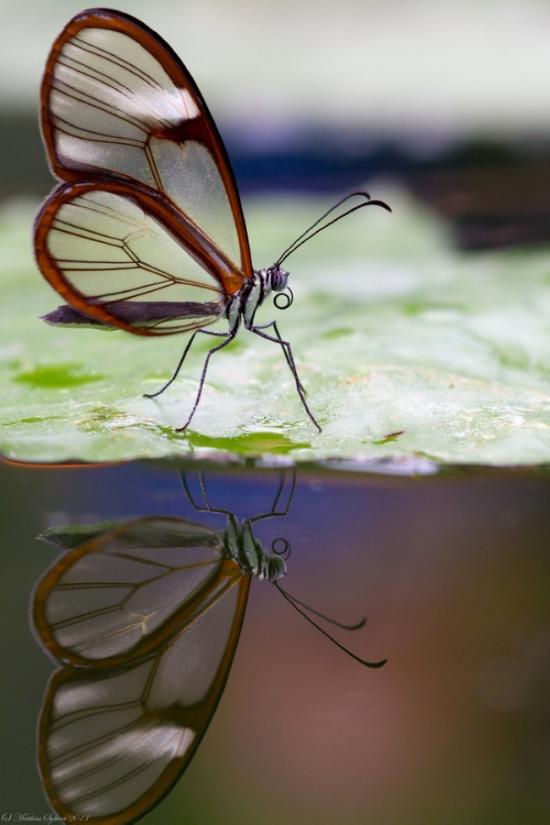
[73,35,165,92]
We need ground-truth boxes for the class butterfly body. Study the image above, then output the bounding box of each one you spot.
[43,265,288,332]
[223,512,287,581]
[35,7,391,433]
[226,265,290,330]
[34,7,324,429]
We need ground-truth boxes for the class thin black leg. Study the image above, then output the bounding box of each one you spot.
[253,320,306,394]
[250,326,321,432]
[180,471,234,517]
[176,331,237,432]
[249,469,297,524]
[144,328,229,399]
[180,471,206,511]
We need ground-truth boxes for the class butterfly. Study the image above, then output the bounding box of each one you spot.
[32,470,386,824]
[34,8,390,432]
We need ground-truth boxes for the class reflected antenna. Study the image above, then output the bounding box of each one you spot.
[273,581,387,669]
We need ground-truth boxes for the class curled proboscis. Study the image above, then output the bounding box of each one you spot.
[272,537,291,559]
[274,287,294,310]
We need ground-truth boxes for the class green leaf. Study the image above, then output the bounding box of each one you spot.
[1,193,550,470]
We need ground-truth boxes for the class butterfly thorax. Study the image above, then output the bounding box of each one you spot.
[228,266,290,329]
[223,516,286,581]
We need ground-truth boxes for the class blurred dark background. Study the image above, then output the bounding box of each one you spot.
[4,0,550,250]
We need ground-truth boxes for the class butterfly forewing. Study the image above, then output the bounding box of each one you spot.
[35,182,241,334]
[33,517,237,666]
[39,576,250,824]
[40,7,252,277]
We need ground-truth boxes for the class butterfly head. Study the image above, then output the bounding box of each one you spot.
[248,528,289,581]
[227,518,288,581]
[265,265,293,310]
[267,265,289,292]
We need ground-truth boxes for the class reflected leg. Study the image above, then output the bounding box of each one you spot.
[249,469,297,524]
[180,470,233,517]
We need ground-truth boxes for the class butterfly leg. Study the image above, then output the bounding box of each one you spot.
[176,331,237,432]
[249,326,322,432]
[253,320,307,394]
[180,471,233,517]
[144,328,229,399]
[249,469,297,524]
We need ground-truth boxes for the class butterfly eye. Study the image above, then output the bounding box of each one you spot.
[273,269,288,291]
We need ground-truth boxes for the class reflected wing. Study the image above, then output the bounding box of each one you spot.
[39,575,250,824]
[33,516,241,667]
[40,7,252,277]
[35,182,243,335]
[38,518,218,551]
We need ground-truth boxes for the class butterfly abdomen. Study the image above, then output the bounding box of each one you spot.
[42,300,224,329]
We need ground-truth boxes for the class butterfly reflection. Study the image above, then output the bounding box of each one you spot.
[32,471,385,824]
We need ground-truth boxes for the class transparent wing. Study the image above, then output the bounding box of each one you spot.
[41,8,252,277]
[34,182,242,335]
[33,517,237,667]
[38,575,250,824]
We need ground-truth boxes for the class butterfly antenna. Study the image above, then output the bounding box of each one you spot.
[275,191,370,264]
[277,583,366,630]
[273,581,387,668]
[275,192,392,266]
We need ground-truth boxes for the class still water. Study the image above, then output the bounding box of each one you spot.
[1,460,549,825]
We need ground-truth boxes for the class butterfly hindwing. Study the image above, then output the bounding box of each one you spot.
[34,181,242,334]
[38,573,250,824]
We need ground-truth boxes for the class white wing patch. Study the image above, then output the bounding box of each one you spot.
[49,27,241,265]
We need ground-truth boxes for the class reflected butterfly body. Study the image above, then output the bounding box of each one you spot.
[34,8,391,432]
[33,494,290,824]
[32,471,385,824]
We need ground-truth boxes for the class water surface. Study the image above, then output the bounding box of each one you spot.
[1,460,549,824]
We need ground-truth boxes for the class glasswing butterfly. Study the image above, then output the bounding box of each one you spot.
[34,8,390,432]
[32,471,386,824]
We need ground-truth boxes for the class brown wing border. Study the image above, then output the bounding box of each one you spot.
[34,179,244,336]
[40,6,253,279]
[37,573,251,825]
